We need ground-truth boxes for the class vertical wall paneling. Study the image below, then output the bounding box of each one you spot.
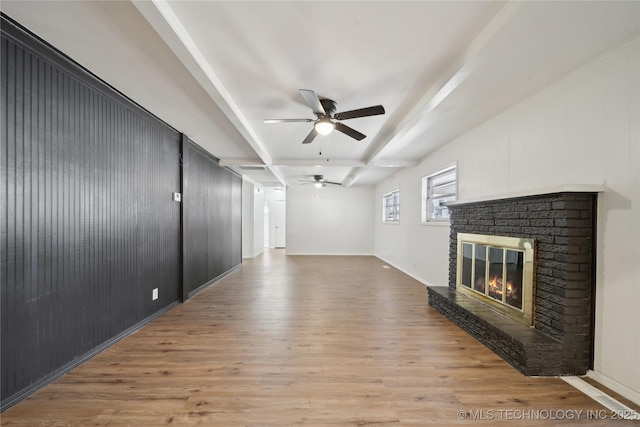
[179,133,187,302]
[183,137,242,297]
[1,15,182,408]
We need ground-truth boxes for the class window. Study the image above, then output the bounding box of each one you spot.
[383,189,400,223]
[422,165,456,222]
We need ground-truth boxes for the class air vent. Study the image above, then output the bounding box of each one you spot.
[562,377,640,420]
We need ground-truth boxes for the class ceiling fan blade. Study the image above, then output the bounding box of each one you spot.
[299,89,326,116]
[325,181,342,186]
[263,118,314,123]
[301,128,318,144]
[335,122,366,141]
[334,105,385,120]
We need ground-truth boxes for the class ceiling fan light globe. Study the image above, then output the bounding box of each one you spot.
[314,182,323,188]
[314,120,335,135]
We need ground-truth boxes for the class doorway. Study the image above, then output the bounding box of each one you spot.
[271,200,286,248]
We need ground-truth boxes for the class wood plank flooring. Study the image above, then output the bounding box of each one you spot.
[3,250,638,426]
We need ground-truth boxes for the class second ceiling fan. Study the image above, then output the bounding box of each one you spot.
[264,89,385,145]
[298,175,341,188]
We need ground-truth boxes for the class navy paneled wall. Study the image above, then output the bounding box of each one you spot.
[1,15,242,409]
[183,139,242,296]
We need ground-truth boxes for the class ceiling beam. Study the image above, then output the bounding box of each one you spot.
[219,159,266,167]
[132,0,288,186]
[219,158,417,168]
[344,1,525,187]
[370,160,417,168]
[271,159,366,168]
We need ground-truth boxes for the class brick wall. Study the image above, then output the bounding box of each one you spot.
[447,192,597,374]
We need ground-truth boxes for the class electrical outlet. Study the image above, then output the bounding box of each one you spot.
[172,192,182,202]
[152,288,158,301]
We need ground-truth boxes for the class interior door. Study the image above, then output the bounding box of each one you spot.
[272,200,286,248]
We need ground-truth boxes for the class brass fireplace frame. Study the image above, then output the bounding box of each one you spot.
[456,233,535,326]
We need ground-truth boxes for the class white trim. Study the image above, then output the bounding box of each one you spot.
[422,163,457,223]
[375,255,432,287]
[382,188,400,223]
[586,370,640,406]
[420,221,450,227]
[242,247,264,260]
[285,252,375,256]
[424,163,457,180]
[562,376,639,419]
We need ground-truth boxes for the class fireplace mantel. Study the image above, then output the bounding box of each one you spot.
[447,183,604,207]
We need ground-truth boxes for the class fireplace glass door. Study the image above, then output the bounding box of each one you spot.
[457,234,534,326]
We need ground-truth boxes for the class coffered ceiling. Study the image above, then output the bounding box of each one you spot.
[3,1,639,187]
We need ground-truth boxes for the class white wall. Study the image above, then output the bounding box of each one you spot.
[241,179,265,259]
[286,184,374,255]
[375,38,640,403]
[375,159,454,287]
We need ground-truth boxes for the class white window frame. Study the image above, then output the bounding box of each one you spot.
[422,164,457,223]
[382,189,400,223]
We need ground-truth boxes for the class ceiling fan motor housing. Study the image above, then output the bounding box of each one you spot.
[319,99,337,117]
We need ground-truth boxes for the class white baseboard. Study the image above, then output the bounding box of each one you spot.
[242,248,265,259]
[374,255,435,287]
[587,370,640,406]
[284,252,374,256]
[283,251,439,289]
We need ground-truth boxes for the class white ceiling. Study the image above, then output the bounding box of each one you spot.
[3,1,639,187]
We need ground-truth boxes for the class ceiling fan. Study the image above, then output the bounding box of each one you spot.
[264,89,385,144]
[299,175,341,188]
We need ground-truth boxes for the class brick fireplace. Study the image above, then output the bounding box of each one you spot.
[428,191,598,376]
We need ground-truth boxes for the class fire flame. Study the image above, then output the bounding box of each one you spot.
[489,275,501,291]
[488,275,515,297]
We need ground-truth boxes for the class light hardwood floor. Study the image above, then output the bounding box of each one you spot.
[3,250,638,426]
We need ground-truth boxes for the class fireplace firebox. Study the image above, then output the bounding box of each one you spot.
[456,233,535,326]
